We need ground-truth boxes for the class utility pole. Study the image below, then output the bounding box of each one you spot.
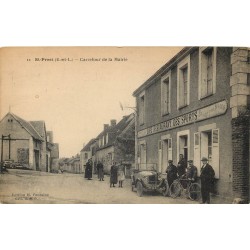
[1,134,11,172]
[1,134,12,162]
[0,135,3,172]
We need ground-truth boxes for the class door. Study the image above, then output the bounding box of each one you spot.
[161,139,173,173]
[34,150,39,171]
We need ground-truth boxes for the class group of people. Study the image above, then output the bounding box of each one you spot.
[166,154,215,204]
[84,159,125,188]
[110,162,125,188]
[85,154,215,203]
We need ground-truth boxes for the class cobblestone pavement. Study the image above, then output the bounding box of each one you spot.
[0,169,207,204]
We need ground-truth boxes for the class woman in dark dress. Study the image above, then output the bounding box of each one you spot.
[110,162,118,187]
[84,159,93,180]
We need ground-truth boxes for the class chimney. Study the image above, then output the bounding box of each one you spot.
[47,131,53,143]
[104,124,109,130]
[110,119,116,127]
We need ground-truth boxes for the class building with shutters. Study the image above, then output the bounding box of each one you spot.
[81,114,135,177]
[133,47,250,202]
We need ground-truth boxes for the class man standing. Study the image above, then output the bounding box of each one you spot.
[186,160,198,182]
[166,160,178,187]
[177,154,187,177]
[200,157,215,204]
[97,160,104,181]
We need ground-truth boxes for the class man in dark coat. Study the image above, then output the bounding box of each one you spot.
[166,160,177,187]
[110,162,118,187]
[186,160,198,182]
[84,159,93,180]
[177,154,187,177]
[200,157,215,204]
[183,159,198,189]
[97,160,104,181]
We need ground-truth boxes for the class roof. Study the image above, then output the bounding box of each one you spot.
[68,157,80,164]
[81,138,96,152]
[96,113,135,151]
[30,121,46,139]
[133,47,194,96]
[10,113,44,141]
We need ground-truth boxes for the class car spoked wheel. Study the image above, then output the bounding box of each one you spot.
[170,181,182,198]
[188,183,201,201]
[136,181,143,197]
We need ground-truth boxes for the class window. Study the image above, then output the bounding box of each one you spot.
[177,56,190,109]
[84,153,88,159]
[161,72,171,115]
[199,47,217,99]
[106,133,109,144]
[139,91,145,125]
[99,138,102,147]
[138,140,147,168]
[180,135,188,162]
[177,130,190,163]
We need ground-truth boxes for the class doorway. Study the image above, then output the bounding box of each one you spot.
[34,150,40,171]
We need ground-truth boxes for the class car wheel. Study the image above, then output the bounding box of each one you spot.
[136,181,143,197]
[162,183,169,197]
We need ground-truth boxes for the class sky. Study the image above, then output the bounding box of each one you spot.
[0,47,183,157]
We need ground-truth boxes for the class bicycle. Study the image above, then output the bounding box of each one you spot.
[169,176,201,201]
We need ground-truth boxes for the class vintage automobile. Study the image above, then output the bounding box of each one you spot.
[131,165,169,197]
[3,159,14,168]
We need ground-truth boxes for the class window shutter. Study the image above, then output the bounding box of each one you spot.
[158,140,162,173]
[158,140,162,150]
[143,142,147,165]
[201,54,207,97]
[168,139,173,161]
[137,144,140,157]
[194,132,201,176]
[212,129,219,178]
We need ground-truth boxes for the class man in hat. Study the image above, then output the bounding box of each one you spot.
[183,159,198,189]
[166,160,178,187]
[200,157,215,204]
[96,160,104,181]
[186,160,198,182]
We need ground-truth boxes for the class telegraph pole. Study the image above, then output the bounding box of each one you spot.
[0,134,11,173]
[0,135,3,172]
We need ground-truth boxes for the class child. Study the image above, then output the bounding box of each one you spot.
[117,165,125,188]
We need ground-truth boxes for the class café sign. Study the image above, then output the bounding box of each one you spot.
[138,100,228,138]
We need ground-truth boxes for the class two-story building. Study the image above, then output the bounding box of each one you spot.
[82,114,135,177]
[133,47,250,202]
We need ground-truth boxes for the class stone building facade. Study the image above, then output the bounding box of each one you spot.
[133,47,250,202]
[83,114,135,177]
[0,112,59,172]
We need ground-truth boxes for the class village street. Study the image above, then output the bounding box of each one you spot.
[0,169,201,204]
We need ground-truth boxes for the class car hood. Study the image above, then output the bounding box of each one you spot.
[138,171,156,177]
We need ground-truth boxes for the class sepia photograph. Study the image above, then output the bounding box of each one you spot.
[1,1,250,250]
[0,46,249,204]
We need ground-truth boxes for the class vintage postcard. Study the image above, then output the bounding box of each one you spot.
[0,46,249,204]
